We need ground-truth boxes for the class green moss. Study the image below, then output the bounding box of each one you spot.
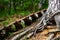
[24,37,28,40]
[20,22,26,28]
[11,24,16,31]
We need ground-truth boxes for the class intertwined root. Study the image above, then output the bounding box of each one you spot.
[54,14,60,31]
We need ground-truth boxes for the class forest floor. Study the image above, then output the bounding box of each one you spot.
[0,11,31,28]
[0,14,22,27]
[29,26,60,40]
[0,9,35,26]
[0,9,44,29]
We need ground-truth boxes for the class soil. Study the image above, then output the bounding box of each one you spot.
[29,26,60,40]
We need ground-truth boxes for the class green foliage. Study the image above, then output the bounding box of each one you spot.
[20,21,25,28]
[0,0,48,38]
[11,24,16,31]
[19,11,31,16]
[24,38,28,40]
[0,0,48,18]
[0,0,48,26]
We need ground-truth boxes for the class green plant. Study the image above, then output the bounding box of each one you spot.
[11,24,16,31]
[20,21,25,28]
